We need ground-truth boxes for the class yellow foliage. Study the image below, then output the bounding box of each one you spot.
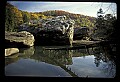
[31,14,39,20]
[11,7,23,24]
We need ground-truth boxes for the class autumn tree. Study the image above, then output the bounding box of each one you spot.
[6,3,18,31]
[5,3,96,32]
[12,7,23,25]
[30,13,39,20]
[5,3,23,32]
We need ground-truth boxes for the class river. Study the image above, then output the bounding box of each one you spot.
[5,45,116,78]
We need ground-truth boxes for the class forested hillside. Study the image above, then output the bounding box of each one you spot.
[37,10,96,28]
[5,3,23,31]
[5,3,96,32]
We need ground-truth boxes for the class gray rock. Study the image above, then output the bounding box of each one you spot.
[40,16,74,45]
[74,27,89,40]
[19,16,75,45]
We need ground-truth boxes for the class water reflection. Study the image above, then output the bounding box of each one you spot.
[93,46,116,77]
[5,47,35,66]
[28,47,72,65]
[5,44,116,78]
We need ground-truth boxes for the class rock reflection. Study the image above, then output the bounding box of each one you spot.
[5,56,19,66]
[5,47,35,66]
[30,46,78,77]
[5,44,116,77]
[18,47,35,58]
[30,46,73,65]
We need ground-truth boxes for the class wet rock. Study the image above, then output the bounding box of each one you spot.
[5,48,19,56]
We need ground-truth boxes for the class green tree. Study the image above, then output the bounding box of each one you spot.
[5,3,15,32]
[5,3,23,32]
[12,7,23,28]
[22,11,30,23]
[94,8,117,40]
[94,8,105,39]
[104,14,117,40]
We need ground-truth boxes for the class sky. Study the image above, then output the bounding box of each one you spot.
[7,1,117,17]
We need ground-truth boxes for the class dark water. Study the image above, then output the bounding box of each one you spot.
[5,45,116,78]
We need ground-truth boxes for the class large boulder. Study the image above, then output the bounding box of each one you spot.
[5,48,19,56]
[19,16,75,45]
[36,16,74,45]
[5,31,35,48]
[73,27,90,40]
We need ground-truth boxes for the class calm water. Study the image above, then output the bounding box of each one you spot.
[5,45,116,78]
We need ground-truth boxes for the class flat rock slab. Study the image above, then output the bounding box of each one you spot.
[73,40,101,45]
[5,31,35,47]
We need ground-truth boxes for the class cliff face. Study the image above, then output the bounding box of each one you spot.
[40,15,74,45]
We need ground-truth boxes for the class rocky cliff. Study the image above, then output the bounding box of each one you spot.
[19,16,75,45]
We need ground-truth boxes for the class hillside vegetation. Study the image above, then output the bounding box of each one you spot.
[5,3,96,32]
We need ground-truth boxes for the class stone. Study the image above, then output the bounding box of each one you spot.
[5,31,35,48]
[19,16,75,45]
[5,48,19,56]
[38,16,75,45]
[74,27,89,40]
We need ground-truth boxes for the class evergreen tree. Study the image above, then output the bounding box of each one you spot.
[94,8,117,40]
[22,11,30,23]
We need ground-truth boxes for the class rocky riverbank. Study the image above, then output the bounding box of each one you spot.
[5,31,35,56]
[5,16,93,56]
[5,31,35,48]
